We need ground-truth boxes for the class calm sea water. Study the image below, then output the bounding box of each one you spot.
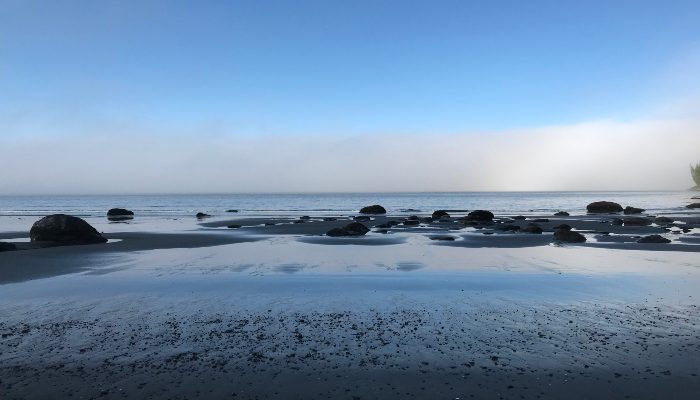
[0,192,695,218]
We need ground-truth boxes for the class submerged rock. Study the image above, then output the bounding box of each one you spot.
[227,224,241,229]
[623,206,645,215]
[0,242,17,252]
[587,201,623,213]
[686,203,700,209]
[226,209,239,213]
[553,229,586,243]
[30,214,107,246]
[637,235,671,244]
[655,216,674,224]
[554,211,570,216]
[494,224,520,232]
[359,205,386,214]
[623,217,652,226]
[520,224,543,234]
[326,222,370,237]
[196,212,211,219]
[430,235,456,241]
[466,210,494,221]
[512,215,526,220]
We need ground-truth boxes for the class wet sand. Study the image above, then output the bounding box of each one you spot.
[1,209,700,399]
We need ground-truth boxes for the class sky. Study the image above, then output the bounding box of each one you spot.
[1,0,700,194]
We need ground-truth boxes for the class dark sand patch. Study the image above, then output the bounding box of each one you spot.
[0,232,262,284]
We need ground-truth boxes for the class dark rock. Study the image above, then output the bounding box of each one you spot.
[322,217,337,221]
[655,217,674,224]
[466,210,494,221]
[326,222,370,237]
[359,205,386,214]
[421,217,434,223]
[521,224,543,234]
[374,223,391,229]
[0,242,17,252]
[686,203,700,209]
[623,217,652,226]
[553,229,586,243]
[554,211,569,216]
[430,236,456,241]
[611,218,624,226]
[196,212,211,219]
[226,209,239,213]
[227,224,241,229]
[623,206,645,215]
[293,219,305,224]
[531,218,549,223]
[107,208,134,221]
[554,224,572,231]
[512,215,526,220]
[29,214,107,245]
[403,219,420,226]
[107,208,133,217]
[587,201,623,213]
[300,216,311,220]
[407,215,419,221]
[637,235,671,244]
[354,216,371,222]
[432,210,450,219]
[264,223,276,226]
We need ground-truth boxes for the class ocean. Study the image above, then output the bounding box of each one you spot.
[0,191,694,219]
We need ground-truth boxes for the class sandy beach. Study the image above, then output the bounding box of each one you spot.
[1,197,699,399]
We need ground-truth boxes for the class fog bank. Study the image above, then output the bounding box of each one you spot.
[1,118,699,194]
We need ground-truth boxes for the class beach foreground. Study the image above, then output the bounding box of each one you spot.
[1,199,699,399]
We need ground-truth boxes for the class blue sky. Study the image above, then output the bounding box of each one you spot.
[1,1,700,193]
[2,0,699,136]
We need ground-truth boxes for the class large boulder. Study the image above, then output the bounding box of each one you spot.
[623,206,645,215]
[326,222,370,237]
[553,229,586,243]
[637,235,671,244]
[587,201,623,213]
[359,205,386,214]
[466,210,494,221]
[686,203,700,209]
[30,214,107,245]
[0,242,17,252]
